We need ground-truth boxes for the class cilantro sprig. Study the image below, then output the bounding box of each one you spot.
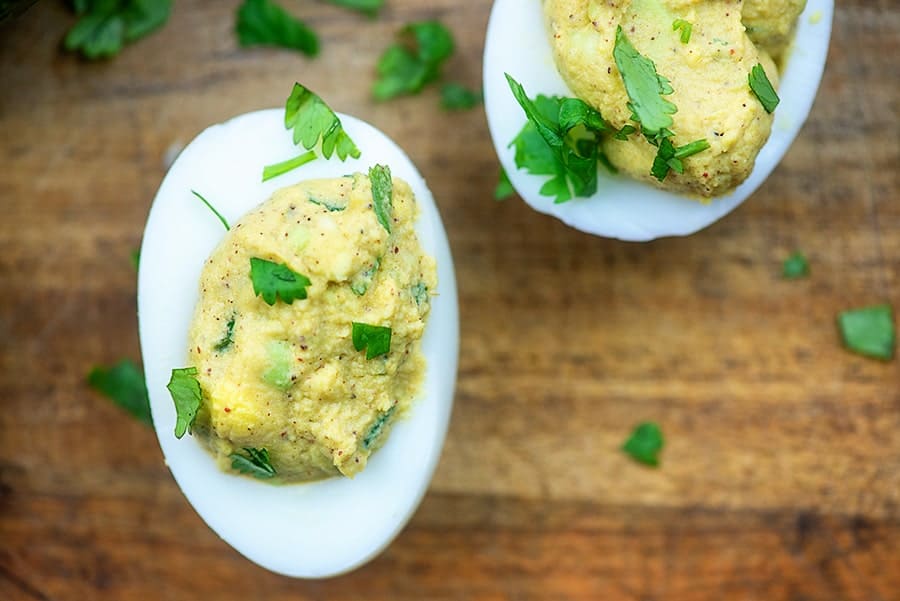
[373,21,454,101]
[231,447,277,479]
[352,322,392,359]
[87,360,152,426]
[622,422,664,467]
[64,0,172,59]
[249,257,312,305]
[167,367,202,439]
[749,63,780,113]
[236,0,319,57]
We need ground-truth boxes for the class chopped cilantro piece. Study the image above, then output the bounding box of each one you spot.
[411,282,429,306]
[674,139,711,159]
[749,63,779,113]
[441,83,482,111]
[613,26,677,137]
[369,164,393,233]
[651,137,710,181]
[373,21,454,101]
[262,150,317,182]
[249,257,311,305]
[838,305,895,361]
[672,19,692,44]
[782,252,810,279]
[64,0,171,59]
[622,422,664,467]
[325,0,383,16]
[235,0,318,57]
[350,257,380,296]
[495,166,514,201]
[352,322,392,359]
[87,359,152,426]
[213,316,236,352]
[230,447,277,479]
[614,124,637,141]
[308,196,346,212]
[167,367,201,439]
[363,405,397,449]
[191,190,230,231]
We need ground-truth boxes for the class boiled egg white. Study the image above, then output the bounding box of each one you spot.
[138,108,458,577]
[483,0,834,241]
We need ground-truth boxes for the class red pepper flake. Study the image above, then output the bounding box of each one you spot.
[224,407,231,413]
[702,172,709,178]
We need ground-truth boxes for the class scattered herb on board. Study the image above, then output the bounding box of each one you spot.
[352,322,392,359]
[325,0,383,17]
[506,73,610,203]
[672,19,692,44]
[191,190,231,230]
[373,21,454,101]
[782,252,810,279]
[235,0,319,57]
[748,63,780,113]
[495,167,514,201]
[369,164,394,233]
[130,248,141,269]
[837,304,896,361]
[621,422,664,467]
[249,257,312,305]
[167,367,202,439]
[64,0,172,59]
[231,447,277,479]
[87,360,152,426]
[441,83,482,111]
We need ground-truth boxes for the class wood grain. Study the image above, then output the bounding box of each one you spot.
[1,1,898,599]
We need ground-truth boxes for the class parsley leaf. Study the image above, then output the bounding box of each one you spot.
[231,447,277,479]
[167,367,201,439]
[613,26,677,137]
[352,322,392,359]
[87,359,152,426]
[441,83,482,111]
[672,19,692,44]
[838,304,895,361]
[191,190,230,231]
[373,21,454,101]
[284,82,360,160]
[249,257,312,305]
[495,167,514,201]
[369,164,393,233]
[506,74,610,203]
[622,422,664,467]
[325,0,383,17]
[235,0,318,57]
[782,252,810,279]
[64,0,171,60]
[749,63,779,113]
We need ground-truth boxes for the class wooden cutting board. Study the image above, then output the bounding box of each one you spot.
[1,1,897,599]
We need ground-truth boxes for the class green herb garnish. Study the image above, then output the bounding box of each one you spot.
[167,367,201,439]
[506,74,610,203]
[369,164,393,233]
[235,0,318,57]
[213,316,236,352]
[262,150,317,182]
[613,26,676,137]
[362,405,397,449]
[325,0,383,17]
[373,21,454,101]
[249,257,311,305]
[782,252,810,279]
[672,19,692,44]
[350,257,381,296]
[191,190,230,231]
[495,167,514,201]
[87,360,152,426]
[621,422,664,467]
[130,248,140,270]
[230,447,277,479]
[411,282,429,306]
[650,137,711,181]
[64,0,172,59]
[441,83,482,111]
[614,124,637,141]
[308,196,346,212]
[748,63,779,113]
[352,322,392,359]
[838,304,895,361]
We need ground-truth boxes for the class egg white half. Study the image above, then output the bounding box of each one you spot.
[483,0,833,241]
[138,109,459,578]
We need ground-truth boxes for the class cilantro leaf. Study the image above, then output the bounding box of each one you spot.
[613,26,677,136]
[838,304,895,361]
[749,63,780,113]
[373,21,454,101]
[441,83,482,111]
[369,164,393,233]
[622,422,664,467]
[249,257,312,305]
[283,83,360,160]
[495,167,514,201]
[191,190,230,231]
[87,359,152,426]
[262,150,317,182]
[352,322,392,359]
[782,252,810,279]
[325,0,383,17]
[64,0,171,60]
[230,447,277,479]
[235,0,318,57]
[167,367,201,439]
[672,19,692,44]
